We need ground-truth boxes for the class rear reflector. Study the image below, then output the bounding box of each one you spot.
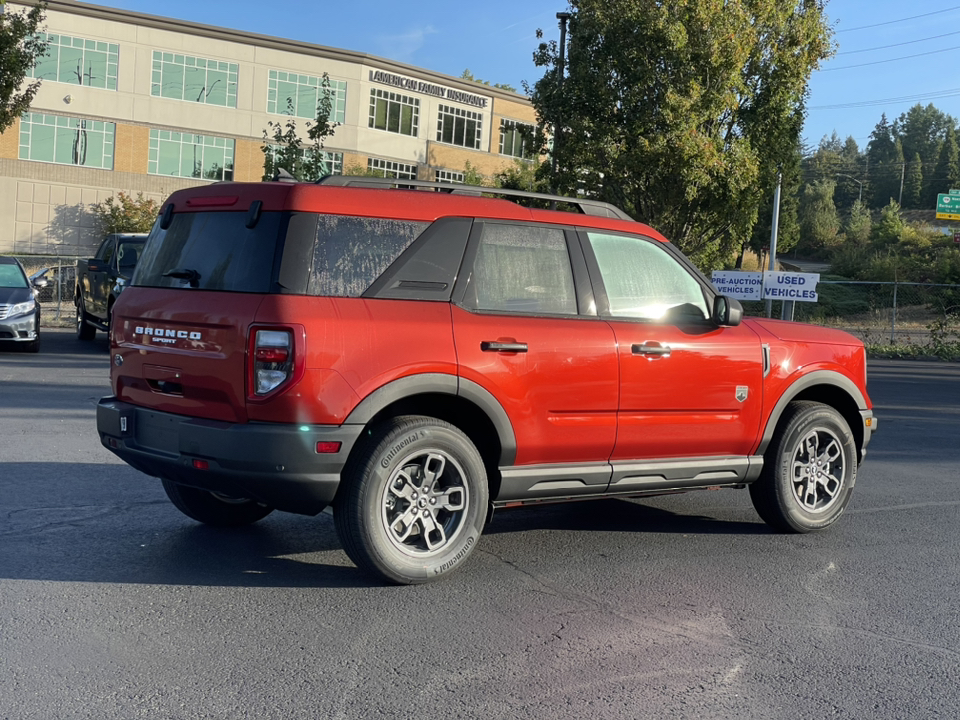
[192,459,210,470]
[316,441,342,454]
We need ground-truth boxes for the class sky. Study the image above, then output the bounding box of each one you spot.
[83,0,960,154]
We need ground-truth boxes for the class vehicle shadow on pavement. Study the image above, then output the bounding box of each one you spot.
[485,496,770,537]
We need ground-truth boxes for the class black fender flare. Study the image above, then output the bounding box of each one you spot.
[343,373,517,466]
[756,370,867,457]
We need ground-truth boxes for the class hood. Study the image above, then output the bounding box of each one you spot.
[744,317,863,346]
[0,287,34,306]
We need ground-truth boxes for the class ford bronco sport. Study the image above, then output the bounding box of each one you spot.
[97,177,877,584]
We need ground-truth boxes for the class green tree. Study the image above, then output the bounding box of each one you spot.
[460,69,517,94]
[844,198,871,245]
[92,192,160,234]
[462,160,487,186]
[871,199,905,247]
[931,125,960,197]
[866,114,902,208]
[902,153,923,209]
[0,1,48,133]
[798,179,839,253]
[527,0,832,268]
[891,103,955,205]
[261,73,340,181]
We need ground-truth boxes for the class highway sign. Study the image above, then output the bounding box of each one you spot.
[936,193,960,220]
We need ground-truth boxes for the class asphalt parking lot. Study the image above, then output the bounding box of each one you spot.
[2,329,960,719]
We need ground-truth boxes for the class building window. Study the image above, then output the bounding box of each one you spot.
[18,112,115,169]
[264,145,343,177]
[435,169,464,184]
[151,51,238,108]
[368,158,417,180]
[148,129,234,180]
[368,89,419,136]
[436,104,482,149]
[29,33,119,90]
[268,70,346,124]
[500,119,534,158]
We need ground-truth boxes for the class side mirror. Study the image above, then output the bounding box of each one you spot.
[32,278,49,289]
[713,295,743,327]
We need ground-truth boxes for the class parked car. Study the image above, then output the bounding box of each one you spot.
[0,256,44,353]
[75,233,148,340]
[97,177,877,584]
[30,264,76,304]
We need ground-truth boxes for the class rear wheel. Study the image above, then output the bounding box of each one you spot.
[750,401,857,533]
[334,416,488,584]
[76,297,95,341]
[161,479,274,526]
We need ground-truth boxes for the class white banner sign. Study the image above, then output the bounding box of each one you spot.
[710,271,764,301]
[762,271,820,302]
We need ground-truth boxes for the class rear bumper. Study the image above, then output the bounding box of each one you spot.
[97,397,364,515]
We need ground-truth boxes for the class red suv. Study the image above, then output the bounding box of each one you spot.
[97,177,877,584]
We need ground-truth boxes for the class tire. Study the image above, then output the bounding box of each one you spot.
[334,416,489,585]
[76,297,95,341]
[161,479,274,527]
[750,401,857,533]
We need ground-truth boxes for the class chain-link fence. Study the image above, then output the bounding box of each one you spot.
[743,281,960,350]
[14,254,80,328]
[9,252,960,350]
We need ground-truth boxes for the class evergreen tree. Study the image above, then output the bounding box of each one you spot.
[798,179,840,253]
[903,153,923,209]
[867,114,902,208]
[845,199,871,245]
[931,125,960,196]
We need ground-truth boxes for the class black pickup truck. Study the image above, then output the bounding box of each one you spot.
[75,233,147,340]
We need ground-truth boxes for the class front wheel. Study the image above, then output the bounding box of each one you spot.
[161,479,274,527]
[334,416,489,585]
[750,401,857,533]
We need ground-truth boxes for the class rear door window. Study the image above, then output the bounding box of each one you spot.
[134,211,283,293]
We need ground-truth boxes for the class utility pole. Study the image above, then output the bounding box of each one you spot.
[765,171,783,319]
[899,161,905,206]
[550,11,572,200]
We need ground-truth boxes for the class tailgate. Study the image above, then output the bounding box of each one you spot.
[111,288,263,422]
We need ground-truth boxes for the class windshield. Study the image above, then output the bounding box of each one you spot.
[0,263,28,289]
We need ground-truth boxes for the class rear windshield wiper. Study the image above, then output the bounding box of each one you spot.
[163,268,201,288]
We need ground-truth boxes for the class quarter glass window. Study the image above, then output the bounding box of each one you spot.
[466,224,577,315]
[586,232,708,321]
[151,51,238,108]
[30,33,119,90]
[19,113,115,169]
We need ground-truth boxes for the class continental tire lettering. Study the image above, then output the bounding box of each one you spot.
[434,536,475,575]
[381,431,425,468]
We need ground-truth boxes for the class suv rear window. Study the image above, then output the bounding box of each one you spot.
[134,211,283,293]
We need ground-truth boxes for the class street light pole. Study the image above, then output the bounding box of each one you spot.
[835,172,863,204]
[550,11,572,198]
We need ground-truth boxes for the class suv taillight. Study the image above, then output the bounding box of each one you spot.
[251,329,294,395]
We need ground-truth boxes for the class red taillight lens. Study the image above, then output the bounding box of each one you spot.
[252,329,294,395]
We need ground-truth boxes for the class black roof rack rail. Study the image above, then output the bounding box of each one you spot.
[316,175,635,222]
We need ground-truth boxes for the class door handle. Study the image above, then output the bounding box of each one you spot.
[481,341,528,353]
[632,342,671,357]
